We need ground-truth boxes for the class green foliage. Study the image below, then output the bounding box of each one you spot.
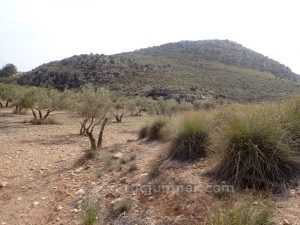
[76,84,112,120]
[208,104,300,190]
[169,111,212,161]
[82,198,99,225]
[209,200,273,225]
[0,64,17,78]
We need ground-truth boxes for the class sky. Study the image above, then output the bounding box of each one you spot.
[0,0,300,73]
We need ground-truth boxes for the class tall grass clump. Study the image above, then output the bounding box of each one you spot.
[208,104,300,190]
[82,198,99,225]
[169,111,213,161]
[147,118,166,141]
[280,95,300,150]
[209,200,273,225]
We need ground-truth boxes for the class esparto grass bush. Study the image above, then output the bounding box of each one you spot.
[169,111,213,161]
[209,200,273,225]
[147,118,166,141]
[280,95,300,150]
[208,103,300,190]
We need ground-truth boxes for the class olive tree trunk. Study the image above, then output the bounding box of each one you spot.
[97,118,108,148]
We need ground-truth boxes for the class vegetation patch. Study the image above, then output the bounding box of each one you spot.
[147,119,166,141]
[208,104,300,191]
[169,111,212,161]
[209,199,273,225]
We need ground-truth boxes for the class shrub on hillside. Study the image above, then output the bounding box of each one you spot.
[208,104,300,190]
[169,111,212,161]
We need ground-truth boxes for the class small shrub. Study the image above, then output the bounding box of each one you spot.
[208,104,300,190]
[169,111,212,161]
[209,200,273,225]
[138,125,148,139]
[82,198,99,225]
[147,119,166,141]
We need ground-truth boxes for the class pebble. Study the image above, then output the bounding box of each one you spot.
[33,201,40,207]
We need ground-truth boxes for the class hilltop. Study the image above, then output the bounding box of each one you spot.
[18,40,300,101]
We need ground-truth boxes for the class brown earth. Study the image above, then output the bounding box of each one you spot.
[0,108,299,225]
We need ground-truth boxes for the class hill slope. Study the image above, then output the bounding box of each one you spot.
[18,40,300,101]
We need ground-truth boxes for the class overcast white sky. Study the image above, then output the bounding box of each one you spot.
[0,0,299,73]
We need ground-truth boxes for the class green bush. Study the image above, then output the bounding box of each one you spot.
[208,104,300,190]
[169,111,212,161]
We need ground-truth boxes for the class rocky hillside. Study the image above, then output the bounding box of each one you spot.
[18,40,300,101]
[138,40,299,81]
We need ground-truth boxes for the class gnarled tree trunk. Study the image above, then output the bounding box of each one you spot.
[97,118,108,148]
[86,131,97,150]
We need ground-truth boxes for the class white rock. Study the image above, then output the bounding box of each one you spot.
[33,201,40,206]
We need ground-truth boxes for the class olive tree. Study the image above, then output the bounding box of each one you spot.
[113,100,126,123]
[17,87,72,123]
[0,84,18,107]
[75,84,112,149]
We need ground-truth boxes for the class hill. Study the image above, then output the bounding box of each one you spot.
[18,40,300,101]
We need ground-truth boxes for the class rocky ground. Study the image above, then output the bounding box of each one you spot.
[0,107,300,225]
